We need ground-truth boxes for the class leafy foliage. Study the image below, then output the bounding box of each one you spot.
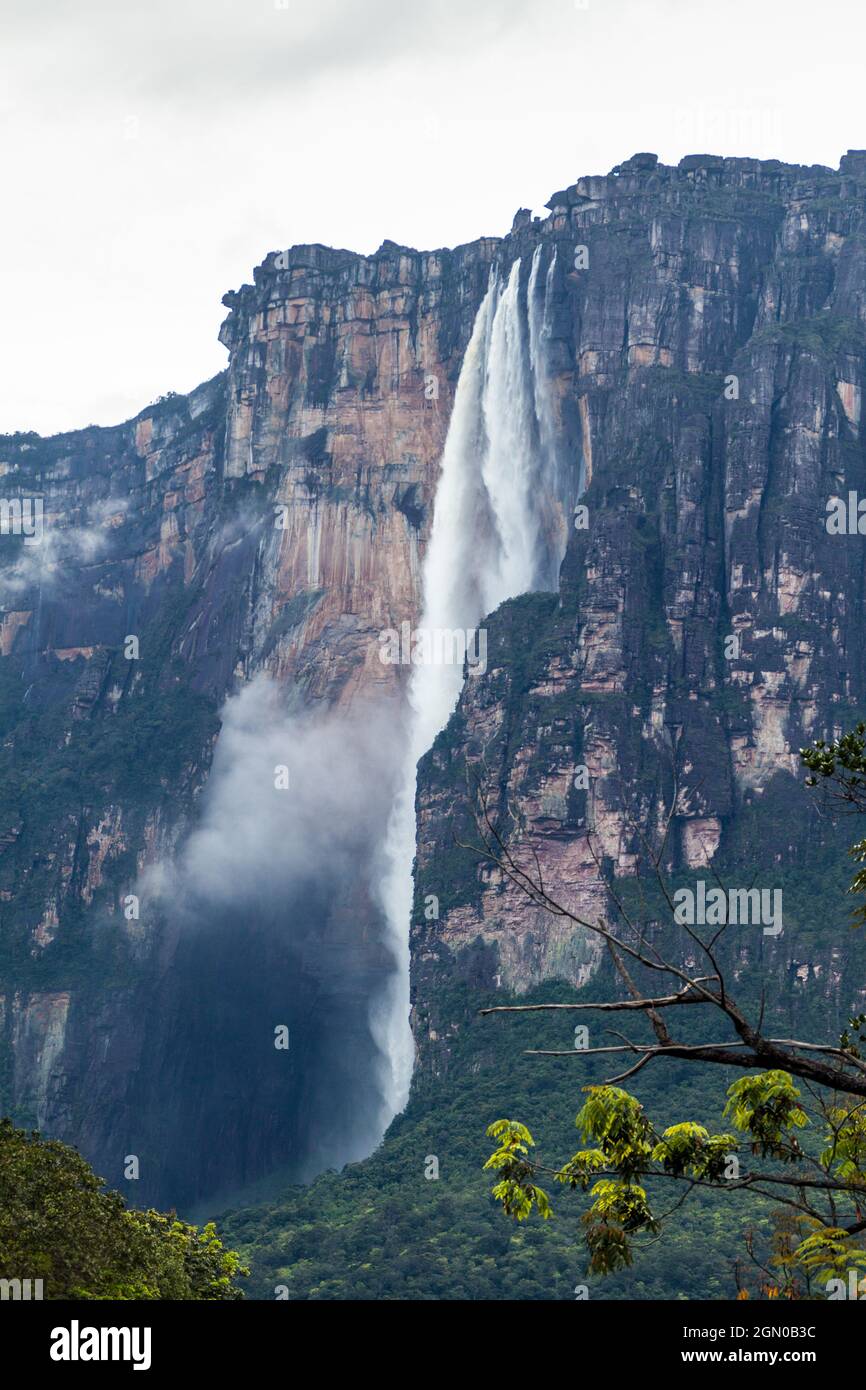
[723,1072,808,1159]
[651,1123,737,1181]
[794,1224,866,1286]
[484,1070,866,1289]
[0,1119,247,1299]
[483,1120,552,1222]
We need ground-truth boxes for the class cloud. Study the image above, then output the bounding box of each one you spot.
[174,676,398,907]
[0,511,119,604]
[4,0,548,105]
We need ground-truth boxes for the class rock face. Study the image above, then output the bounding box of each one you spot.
[412,151,866,1070]
[4,152,866,1208]
[216,240,496,703]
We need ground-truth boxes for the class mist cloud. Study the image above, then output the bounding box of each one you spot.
[141,675,409,1178]
[175,676,399,909]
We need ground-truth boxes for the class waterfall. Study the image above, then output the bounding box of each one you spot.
[528,244,567,573]
[373,247,568,1118]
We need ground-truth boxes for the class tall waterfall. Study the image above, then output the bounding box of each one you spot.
[373,246,569,1117]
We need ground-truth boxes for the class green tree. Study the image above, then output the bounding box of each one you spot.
[0,1119,247,1299]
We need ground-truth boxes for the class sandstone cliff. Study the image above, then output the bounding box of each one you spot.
[3,151,866,1208]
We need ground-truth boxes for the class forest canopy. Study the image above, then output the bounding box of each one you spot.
[0,1118,247,1300]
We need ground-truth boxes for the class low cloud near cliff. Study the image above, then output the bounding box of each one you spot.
[141,675,408,1177]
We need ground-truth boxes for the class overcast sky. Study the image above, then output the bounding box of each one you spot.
[2,0,865,436]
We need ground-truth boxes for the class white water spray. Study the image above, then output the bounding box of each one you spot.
[374,248,569,1117]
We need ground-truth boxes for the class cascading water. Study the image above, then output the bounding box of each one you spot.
[373,246,571,1118]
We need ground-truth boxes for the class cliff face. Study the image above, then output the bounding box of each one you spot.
[216,239,496,702]
[3,151,866,1210]
[412,150,866,1071]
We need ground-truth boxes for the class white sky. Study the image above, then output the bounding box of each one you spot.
[2,0,865,436]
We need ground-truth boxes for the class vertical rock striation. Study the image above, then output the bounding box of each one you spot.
[412,152,866,1069]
